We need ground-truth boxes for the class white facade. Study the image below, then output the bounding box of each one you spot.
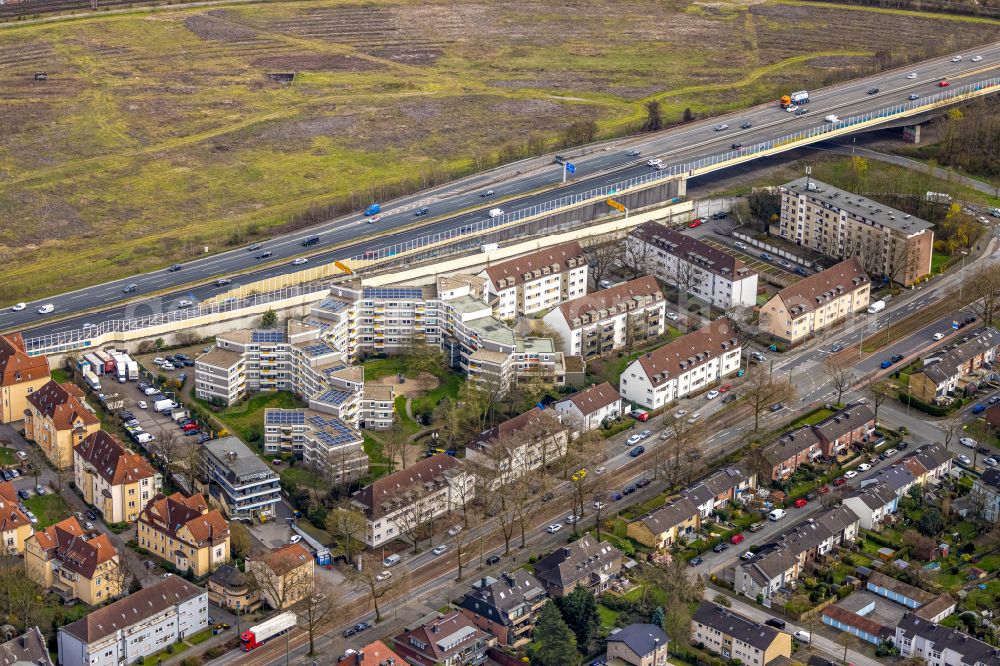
[467,409,569,487]
[478,242,589,320]
[554,383,623,432]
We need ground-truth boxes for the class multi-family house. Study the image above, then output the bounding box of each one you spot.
[606,624,670,666]
[246,543,315,610]
[73,430,160,523]
[843,482,899,530]
[338,641,407,666]
[971,469,1000,522]
[193,347,245,406]
[352,454,472,548]
[199,437,282,521]
[458,571,547,647]
[761,428,823,481]
[361,384,395,429]
[759,257,870,344]
[207,563,261,613]
[393,610,494,666]
[554,382,623,431]
[895,613,1000,666]
[812,403,876,459]
[541,276,666,358]
[0,481,33,554]
[908,328,1000,403]
[478,241,588,320]
[900,443,954,485]
[691,601,791,666]
[137,492,230,578]
[0,332,50,424]
[533,534,623,597]
[262,408,368,483]
[777,177,933,286]
[619,319,742,409]
[626,223,758,309]
[682,467,757,519]
[24,516,120,605]
[0,626,53,666]
[467,408,568,485]
[56,576,208,666]
[627,497,701,550]
[23,380,100,469]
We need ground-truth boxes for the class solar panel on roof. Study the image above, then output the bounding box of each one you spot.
[314,389,352,406]
[301,342,337,356]
[265,410,306,425]
[363,287,423,300]
[251,330,286,343]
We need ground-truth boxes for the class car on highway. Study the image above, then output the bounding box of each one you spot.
[627,149,642,156]
[481,190,495,197]
[939,80,951,87]
[958,454,972,465]
[301,236,320,246]
[785,105,798,113]
[714,123,728,131]
[167,264,182,272]
[292,257,308,265]
[909,93,921,100]
[972,55,983,62]
[960,437,977,448]
[706,390,719,400]
[176,299,193,309]
[769,403,784,412]
[10,303,25,311]
[858,463,872,472]
[740,121,752,129]
[952,55,963,62]
[906,72,918,79]
[486,554,501,565]
[933,332,945,340]
[37,304,54,314]
[688,219,702,228]
[368,215,382,224]
[626,434,642,445]
[795,108,809,115]
[844,470,858,479]
[214,278,232,287]
[730,533,745,544]
[547,523,562,533]
[647,159,662,167]
[246,243,262,251]
[414,207,429,216]
[689,557,704,567]
[731,142,743,150]
[432,545,448,556]
[867,87,880,94]
[630,446,646,458]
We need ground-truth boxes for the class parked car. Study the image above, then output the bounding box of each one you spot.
[627,434,642,445]
[858,463,872,471]
[486,554,502,565]
[794,498,808,508]
[432,545,448,556]
[629,446,646,458]
[35,485,46,495]
[706,390,720,400]
[730,534,745,544]
[712,543,729,553]
[958,454,972,465]
[639,430,652,439]
[689,557,704,567]
[891,354,904,363]
[960,437,978,448]
[766,618,786,630]
[833,477,847,487]
[844,470,858,479]
[547,523,563,533]
[973,404,987,414]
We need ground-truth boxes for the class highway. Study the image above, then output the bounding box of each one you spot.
[4,44,1000,341]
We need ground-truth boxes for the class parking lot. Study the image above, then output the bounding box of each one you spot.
[699,236,806,285]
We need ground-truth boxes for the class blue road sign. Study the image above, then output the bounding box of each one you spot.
[565,162,576,174]
[953,321,960,330]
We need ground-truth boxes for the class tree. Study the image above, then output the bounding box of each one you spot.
[530,601,578,666]
[390,489,435,554]
[837,631,858,665]
[353,552,402,623]
[230,521,251,560]
[449,519,478,582]
[0,556,44,631]
[743,365,795,431]
[642,100,663,132]
[957,263,1000,325]
[583,239,624,291]
[867,377,893,424]
[380,425,408,473]
[295,579,342,656]
[562,119,598,147]
[918,507,944,537]
[555,587,600,650]
[940,416,964,452]
[654,420,698,488]
[825,357,855,405]
[260,308,277,328]
[747,189,781,229]
[325,507,367,564]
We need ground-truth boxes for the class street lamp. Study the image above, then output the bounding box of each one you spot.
[958,250,969,302]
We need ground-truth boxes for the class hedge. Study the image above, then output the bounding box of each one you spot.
[897,392,959,417]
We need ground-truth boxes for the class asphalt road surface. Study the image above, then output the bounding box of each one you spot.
[5,45,999,339]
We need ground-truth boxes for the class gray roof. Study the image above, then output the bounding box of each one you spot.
[629,222,754,279]
[742,545,800,583]
[896,613,1000,666]
[768,506,858,558]
[979,468,1000,492]
[0,627,52,666]
[692,601,781,651]
[202,436,277,484]
[633,497,699,534]
[208,563,248,590]
[846,482,897,511]
[534,534,623,591]
[875,466,918,494]
[459,570,546,626]
[763,427,822,466]
[782,177,933,235]
[919,327,1000,385]
[607,623,669,657]
[904,443,953,474]
[683,467,751,507]
[813,403,875,443]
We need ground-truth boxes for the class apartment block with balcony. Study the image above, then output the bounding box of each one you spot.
[25,516,120,606]
[467,407,568,486]
[137,492,230,578]
[23,380,100,469]
[361,384,394,430]
[194,347,244,406]
[74,430,160,524]
[263,408,368,483]
[627,223,758,308]
[778,177,933,286]
[355,285,443,354]
[0,332,51,424]
[459,571,547,647]
[479,241,588,320]
[543,276,666,358]
[199,437,281,521]
[393,610,494,666]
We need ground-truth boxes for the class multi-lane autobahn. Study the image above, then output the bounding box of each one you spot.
[4,44,998,340]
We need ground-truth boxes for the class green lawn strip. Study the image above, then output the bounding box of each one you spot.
[363,358,408,382]
[186,628,213,646]
[298,520,334,546]
[50,368,71,383]
[597,604,620,628]
[206,391,305,444]
[363,434,392,481]
[411,372,463,416]
[791,408,835,428]
[0,448,15,466]
[24,494,69,529]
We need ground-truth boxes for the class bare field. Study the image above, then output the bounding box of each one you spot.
[0,0,996,301]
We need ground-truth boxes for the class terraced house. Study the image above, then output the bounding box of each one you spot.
[0,332,50,424]
[73,430,160,524]
[23,380,100,469]
[24,516,120,605]
[137,492,230,577]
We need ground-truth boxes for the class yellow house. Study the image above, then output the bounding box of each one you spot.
[23,380,100,469]
[246,543,315,609]
[74,430,160,524]
[627,497,701,550]
[137,492,230,578]
[207,564,261,613]
[0,481,34,554]
[24,516,120,606]
[691,601,791,666]
[0,333,50,425]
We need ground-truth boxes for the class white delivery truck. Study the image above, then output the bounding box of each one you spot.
[153,398,178,413]
[824,114,839,123]
[83,370,101,392]
[866,300,886,315]
[488,208,504,218]
[241,612,297,651]
[127,359,139,381]
[171,409,189,422]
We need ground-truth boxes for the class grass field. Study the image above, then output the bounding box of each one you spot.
[0,0,996,302]
[24,493,69,528]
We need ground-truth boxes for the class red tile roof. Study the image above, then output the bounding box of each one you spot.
[353,454,461,519]
[559,382,622,415]
[0,481,31,534]
[555,276,663,324]
[139,492,228,546]
[633,319,740,386]
[481,241,586,289]
[0,333,49,388]
[74,430,156,486]
[257,542,313,576]
[26,380,98,431]
[776,257,868,317]
[31,516,117,578]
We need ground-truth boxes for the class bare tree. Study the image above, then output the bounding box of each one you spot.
[105,546,140,599]
[885,238,921,286]
[295,578,342,655]
[825,357,855,405]
[449,521,478,582]
[654,420,698,488]
[584,239,624,290]
[724,305,758,351]
[354,552,402,623]
[939,416,964,453]
[957,263,1000,325]
[230,521,252,561]
[623,235,653,281]
[325,507,367,564]
[669,259,704,300]
[380,425,408,473]
[866,377,893,424]
[837,631,858,664]
[743,365,795,431]
[510,473,542,549]
[389,490,435,554]
[0,556,44,632]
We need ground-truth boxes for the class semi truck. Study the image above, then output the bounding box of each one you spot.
[84,353,104,375]
[241,612,297,651]
[779,90,809,108]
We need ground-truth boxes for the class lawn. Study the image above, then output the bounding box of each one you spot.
[791,408,836,428]
[24,494,69,529]
[363,435,393,481]
[50,368,71,384]
[186,628,214,646]
[204,391,304,446]
[597,604,620,628]
[0,0,996,303]
[0,447,15,466]
[931,252,953,274]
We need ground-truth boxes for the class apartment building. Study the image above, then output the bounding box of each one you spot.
[533,534,624,597]
[24,516,120,606]
[74,430,159,524]
[627,223,758,308]
[778,177,934,286]
[0,481,33,555]
[262,409,368,483]
[393,610,494,666]
[478,241,588,320]
[627,497,701,549]
[352,453,472,548]
[606,624,670,666]
[895,613,1000,666]
[199,437,281,521]
[542,276,666,358]
[23,380,100,469]
[467,407,568,486]
[246,542,315,609]
[361,384,394,429]
[691,601,791,666]
[57,576,208,666]
[620,318,742,410]
[458,571,547,647]
[137,492,230,578]
[193,347,244,406]
[554,382,623,431]
[759,257,870,344]
[0,627,52,666]
[0,332,50,424]
[908,327,1000,403]
[355,285,443,353]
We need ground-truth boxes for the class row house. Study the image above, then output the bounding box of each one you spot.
[895,613,1000,666]
[762,402,876,480]
[466,407,568,487]
[620,319,742,410]
[908,327,1000,403]
[843,482,899,531]
[627,222,758,309]
[458,570,547,647]
[682,467,757,519]
[0,332,50,424]
[25,516,120,606]
[761,427,823,481]
[73,430,160,524]
[759,257,870,344]
[23,380,100,469]
[542,276,666,359]
[554,382,623,432]
[246,542,315,610]
[137,492,230,578]
[627,497,701,550]
[478,241,588,320]
[691,601,791,666]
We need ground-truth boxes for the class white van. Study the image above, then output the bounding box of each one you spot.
[488,208,504,219]
[769,508,786,521]
[383,554,401,567]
